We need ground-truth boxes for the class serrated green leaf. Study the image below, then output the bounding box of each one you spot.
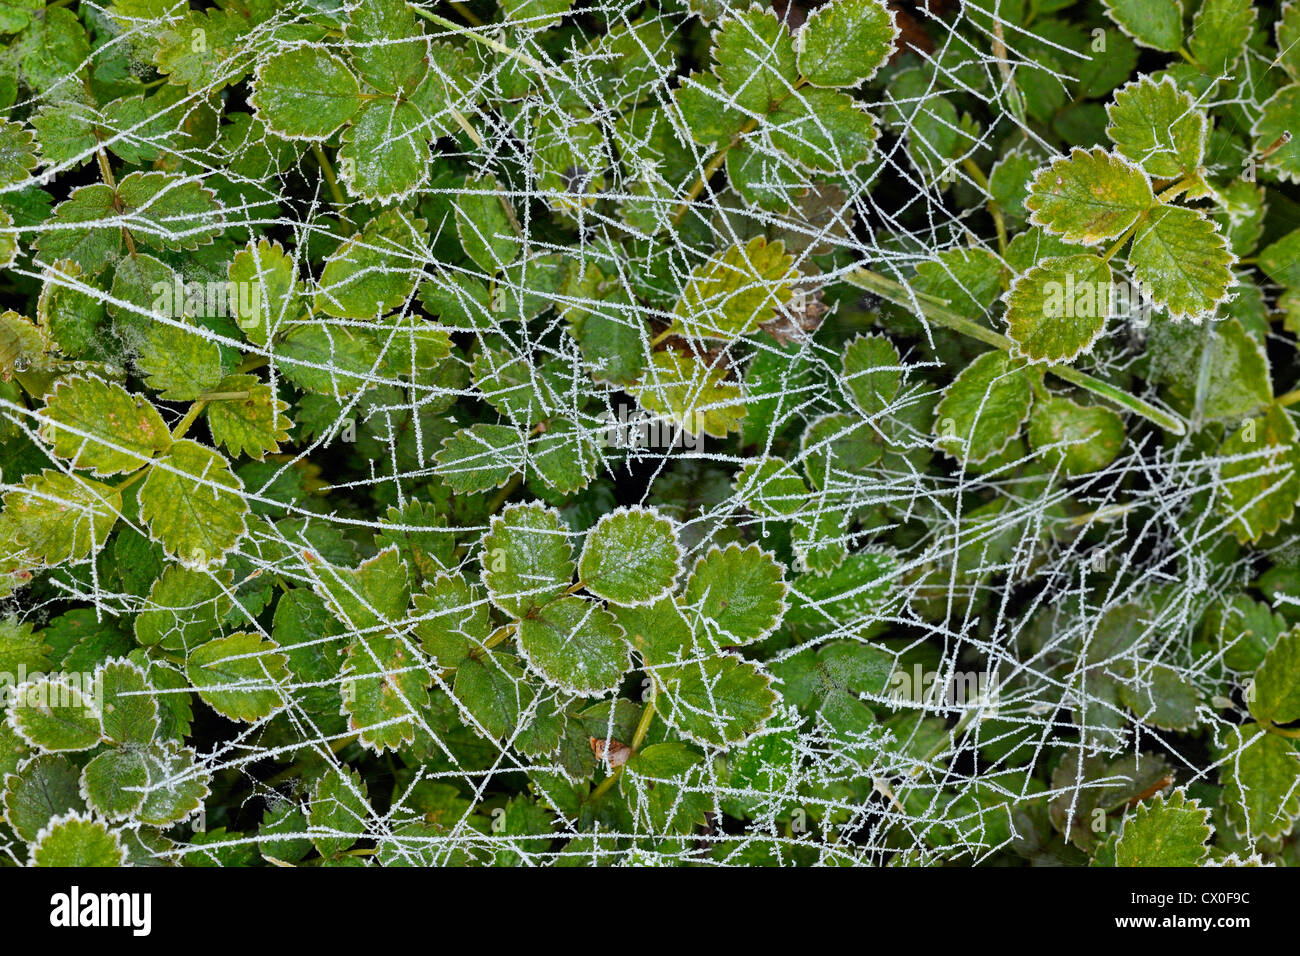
[1005,254,1112,363]
[655,654,776,748]
[1128,204,1233,319]
[342,632,430,753]
[228,239,300,347]
[1106,75,1206,179]
[794,0,896,88]
[1251,626,1300,726]
[1189,0,1254,74]
[455,174,519,275]
[1027,396,1125,476]
[578,507,681,607]
[434,423,526,494]
[136,320,225,401]
[40,376,170,476]
[31,812,124,867]
[841,334,901,417]
[80,749,147,820]
[206,374,292,460]
[309,767,369,857]
[517,595,630,695]
[251,48,362,140]
[2,753,82,842]
[1026,147,1153,245]
[186,632,289,722]
[1102,0,1184,52]
[1253,83,1300,184]
[934,350,1033,464]
[683,543,786,649]
[1219,724,1300,840]
[315,209,425,319]
[1112,790,1211,866]
[2,470,121,565]
[139,439,248,568]
[7,676,101,751]
[733,457,808,517]
[670,237,797,341]
[413,572,491,667]
[95,659,159,745]
[634,350,747,438]
[713,6,797,115]
[482,502,574,618]
[1218,404,1300,543]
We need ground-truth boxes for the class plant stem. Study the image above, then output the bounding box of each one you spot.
[1102,215,1144,262]
[961,159,1007,257]
[486,473,523,514]
[648,327,675,348]
[447,0,482,25]
[409,5,551,75]
[589,693,657,801]
[1266,721,1300,739]
[171,400,208,440]
[312,144,348,210]
[1276,389,1300,408]
[843,267,1187,435]
[197,390,251,402]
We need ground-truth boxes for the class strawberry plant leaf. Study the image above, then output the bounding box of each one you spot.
[1026,147,1153,245]
[516,595,630,695]
[1004,254,1112,363]
[138,439,249,568]
[578,506,682,607]
[793,0,897,89]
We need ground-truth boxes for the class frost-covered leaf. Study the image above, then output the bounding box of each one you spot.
[670,237,797,342]
[206,374,292,460]
[1250,626,1300,726]
[250,48,361,140]
[634,350,747,438]
[1026,148,1153,245]
[2,753,82,842]
[413,572,491,667]
[2,470,121,565]
[434,423,526,494]
[1027,396,1125,476]
[841,334,900,417]
[1102,0,1184,52]
[712,6,797,115]
[309,767,369,857]
[655,654,777,748]
[578,507,682,607]
[1105,76,1206,179]
[1189,0,1254,74]
[1219,724,1300,840]
[793,0,897,89]
[482,502,574,618]
[315,209,424,319]
[1217,404,1300,543]
[7,677,101,751]
[31,812,125,867]
[933,350,1033,463]
[682,544,787,649]
[455,174,519,275]
[1004,254,1112,363]
[95,658,159,746]
[139,440,249,567]
[186,632,289,722]
[342,633,430,753]
[1128,205,1233,319]
[79,748,147,821]
[40,376,170,476]
[1253,84,1300,184]
[516,595,630,695]
[1113,791,1212,866]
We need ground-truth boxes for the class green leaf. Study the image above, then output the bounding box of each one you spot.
[1250,626,1300,726]
[578,507,682,607]
[206,374,292,460]
[634,350,747,438]
[682,543,787,649]
[1117,663,1202,730]
[32,184,120,274]
[1217,404,1300,543]
[1112,791,1211,866]
[31,812,125,867]
[80,749,147,820]
[1189,0,1254,74]
[227,239,300,346]
[139,440,248,568]
[309,767,369,857]
[670,237,797,341]
[434,423,526,494]
[7,677,101,751]
[315,209,425,319]
[134,565,232,649]
[341,632,430,753]
[1004,254,1112,363]
[1027,396,1125,476]
[655,654,777,748]
[933,350,1034,464]
[2,470,121,565]
[794,0,897,88]
[453,652,523,741]
[0,118,36,187]
[1279,1,1300,81]
[768,88,878,171]
[136,321,225,401]
[115,171,223,253]
[95,658,159,745]
[345,0,428,95]
[186,632,289,722]
[338,99,429,203]
[135,741,208,826]
[1128,205,1233,319]
[841,333,901,417]
[1252,84,1300,184]
[455,174,519,275]
[1102,0,1185,52]
[39,376,170,476]
[1219,724,1300,840]
[733,457,808,517]
[2,753,82,842]
[712,6,797,115]
[516,595,630,695]
[315,546,410,632]
[530,420,600,495]
[251,48,362,140]
[481,502,574,618]
[1105,75,1206,179]
[1026,148,1153,245]
[612,595,695,666]
[413,572,492,667]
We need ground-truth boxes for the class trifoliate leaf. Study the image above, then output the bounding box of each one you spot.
[1113,790,1212,866]
[682,544,787,649]
[1250,627,1300,726]
[481,502,574,618]
[1027,396,1125,476]
[578,507,682,607]
[1219,724,1300,840]
[309,767,369,857]
[250,48,362,140]
[1128,205,1233,319]
[39,376,170,476]
[434,423,526,494]
[655,654,777,748]
[1105,75,1206,179]
[31,812,125,867]
[670,237,797,341]
[205,374,292,460]
[7,677,101,751]
[3,471,121,565]
[455,174,520,275]
[1218,404,1300,543]
[2,753,82,842]
[138,440,248,568]
[1004,254,1112,363]
[634,350,747,438]
[315,209,424,319]
[841,334,901,417]
[80,749,147,821]
[793,0,897,88]
[934,350,1034,464]
[1101,0,1184,52]
[341,633,430,753]
[1026,148,1153,245]
[95,659,159,746]
[185,631,289,724]
[516,595,630,695]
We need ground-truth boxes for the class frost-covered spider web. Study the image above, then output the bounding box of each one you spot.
[0,0,1290,866]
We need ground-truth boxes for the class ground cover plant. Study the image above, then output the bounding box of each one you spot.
[0,0,1298,867]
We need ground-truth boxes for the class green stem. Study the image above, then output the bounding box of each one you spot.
[843,268,1187,436]
[197,390,250,402]
[409,5,552,75]
[589,694,657,801]
[171,400,208,440]
[962,159,1007,257]
[1277,389,1300,408]
[648,327,675,348]
[486,473,523,514]
[447,0,482,25]
[1266,721,1300,739]
[1102,215,1144,262]
[312,144,348,211]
